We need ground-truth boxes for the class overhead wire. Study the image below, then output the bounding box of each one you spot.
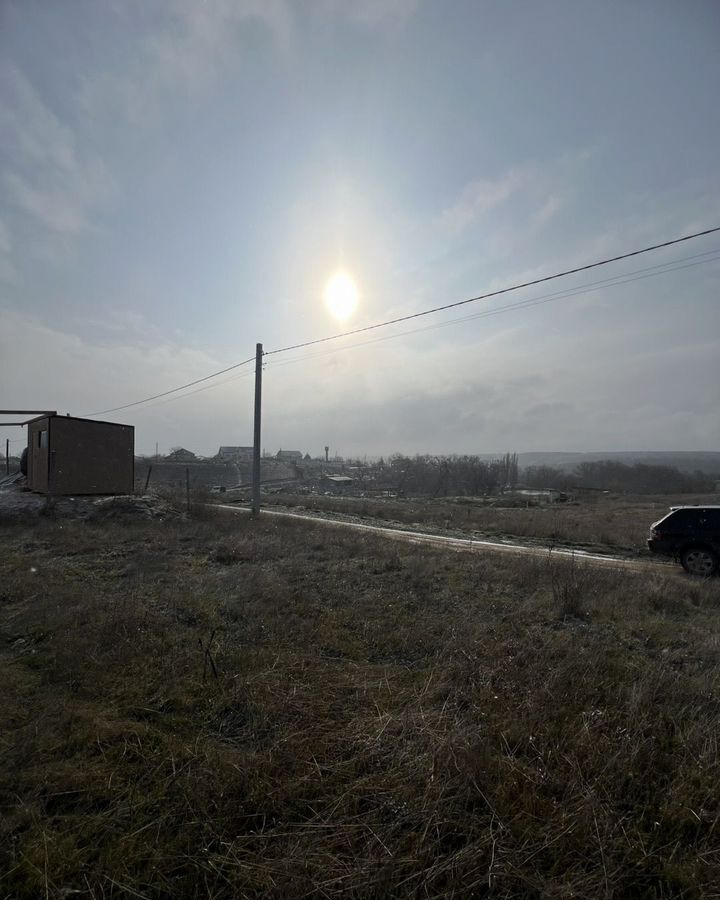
[126,368,254,414]
[98,246,720,411]
[264,248,720,372]
[81,225,720,416]
[264,226,720,356]
[83,354,256,417]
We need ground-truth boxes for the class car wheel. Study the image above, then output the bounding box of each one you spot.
[680,546,719,577]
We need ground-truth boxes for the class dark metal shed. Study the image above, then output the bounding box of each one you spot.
[26,415,134,495]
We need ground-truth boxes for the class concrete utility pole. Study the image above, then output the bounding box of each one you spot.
[251,342,263,517]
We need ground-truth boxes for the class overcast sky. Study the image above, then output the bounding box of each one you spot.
[1,0,719,458]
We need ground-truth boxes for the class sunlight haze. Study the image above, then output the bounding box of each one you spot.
[324,271,360,322]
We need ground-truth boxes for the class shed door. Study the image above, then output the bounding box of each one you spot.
[32,425,49,492]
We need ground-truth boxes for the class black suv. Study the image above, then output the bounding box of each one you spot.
[648,506,720,576]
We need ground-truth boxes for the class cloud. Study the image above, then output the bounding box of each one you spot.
[260,323,720,455]
[2,302,717,458]
[77,0,295,126]
[437,150,595,248]
[3,170,108,236]
[318,0,422,28]
[1,2,295,255]
[1,0,421,259]
[0,65,115,239]
[532,193,565,228]
[0,64,78,170]
[78,0,425,129]
[0,221,11,256]
[0,309,244,440]
[439,166,532,234]
[0,219,16,284]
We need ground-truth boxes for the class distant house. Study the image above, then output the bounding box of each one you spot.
[276,450,303,461]
[217,446,254,462]
[321,474,354,492]
[166,448,197,462]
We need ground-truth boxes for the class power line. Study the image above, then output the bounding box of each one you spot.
[83,225,719,417]
[124,368,254,414]
[83,354,256,417]
[97,246,719,412]
[265,226,720,356]
[265,248,720,371]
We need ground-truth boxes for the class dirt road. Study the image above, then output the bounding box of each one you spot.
[215,503,669,574]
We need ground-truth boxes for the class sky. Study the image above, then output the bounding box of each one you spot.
[1,0,719,459]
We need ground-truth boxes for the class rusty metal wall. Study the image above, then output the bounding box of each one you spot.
[48,418,134,495]
[26,417,50,492]
[26,416,133,495]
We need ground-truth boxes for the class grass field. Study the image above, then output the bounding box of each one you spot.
[1,509,720,898]
[263,491,719,556]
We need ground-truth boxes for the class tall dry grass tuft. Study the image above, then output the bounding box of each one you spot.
[548,553,592,619]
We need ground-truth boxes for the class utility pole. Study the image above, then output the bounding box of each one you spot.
[251,342,263,517]
[5,439,9,475]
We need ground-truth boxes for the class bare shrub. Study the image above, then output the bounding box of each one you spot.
[547,554,592,618]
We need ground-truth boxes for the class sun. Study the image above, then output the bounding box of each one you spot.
[323,271,359,322]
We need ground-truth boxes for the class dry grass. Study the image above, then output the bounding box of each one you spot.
[1,511,719,898]
[264,491,718,555]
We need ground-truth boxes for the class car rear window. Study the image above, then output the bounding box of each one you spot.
[704,509,720,527]
[661,508,720,529]
[662,509,702,528]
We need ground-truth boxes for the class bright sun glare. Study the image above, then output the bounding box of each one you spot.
[323,271,359,322]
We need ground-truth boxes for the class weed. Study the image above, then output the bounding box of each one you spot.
[548,554,590,619]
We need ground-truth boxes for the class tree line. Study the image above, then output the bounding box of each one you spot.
[368,454,715,496]
[376,453,519,497]
[523,460,716,494]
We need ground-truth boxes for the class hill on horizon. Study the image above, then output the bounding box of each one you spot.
[510,451,720,476]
